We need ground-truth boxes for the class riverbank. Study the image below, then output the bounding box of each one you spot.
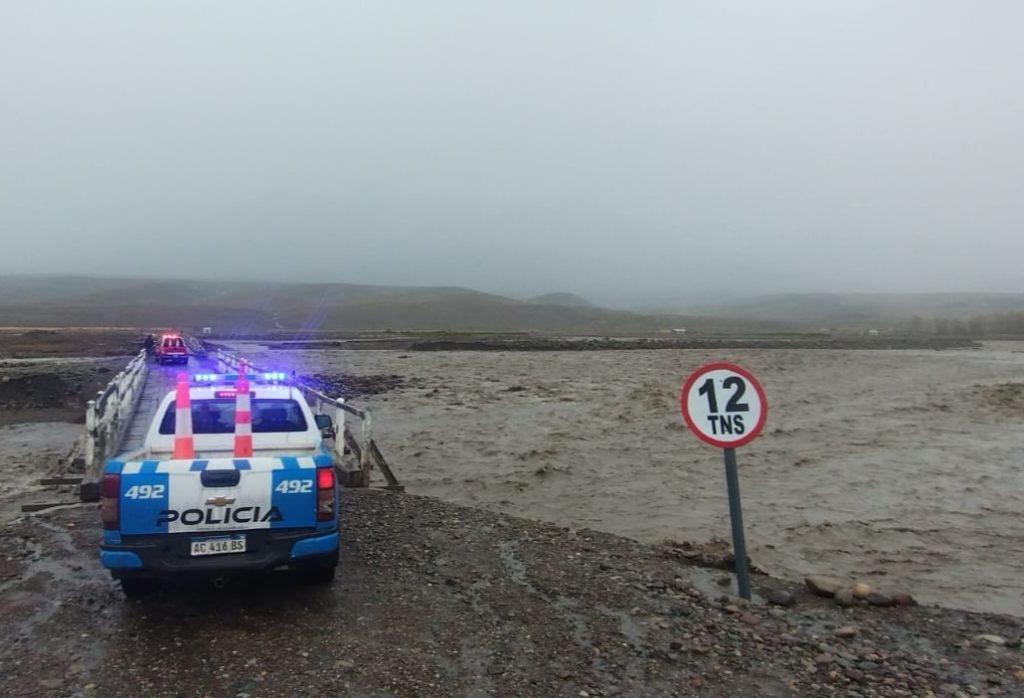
[0,491,1021,697]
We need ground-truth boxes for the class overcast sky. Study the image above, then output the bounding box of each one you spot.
[1,2,1021,306]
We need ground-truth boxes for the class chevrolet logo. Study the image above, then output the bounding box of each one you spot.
[205,496,236,507]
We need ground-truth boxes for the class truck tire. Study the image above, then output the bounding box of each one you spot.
[302,550,339,584]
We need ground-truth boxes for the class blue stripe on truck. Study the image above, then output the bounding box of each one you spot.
[119,472,170,535]
[100,550,143,569]
[290,532,339,560]
[270,469,317,529]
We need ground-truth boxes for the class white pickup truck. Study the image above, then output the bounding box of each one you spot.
[98,373,340,597]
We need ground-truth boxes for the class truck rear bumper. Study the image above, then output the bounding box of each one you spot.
[101,528,338,577]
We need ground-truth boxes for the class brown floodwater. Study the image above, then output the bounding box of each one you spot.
[229,340,1024,616]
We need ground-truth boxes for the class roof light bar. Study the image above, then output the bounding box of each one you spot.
[191,372,289,384]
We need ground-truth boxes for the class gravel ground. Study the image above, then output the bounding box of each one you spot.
[1,491,1021,698]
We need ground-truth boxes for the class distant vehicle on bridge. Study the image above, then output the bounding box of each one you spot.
[155,333,188,366]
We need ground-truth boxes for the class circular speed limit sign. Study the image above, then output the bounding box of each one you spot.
[681,362,767,448]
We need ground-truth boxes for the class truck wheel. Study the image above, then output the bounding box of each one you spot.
[303,550,339,584]
[120,577,158,598]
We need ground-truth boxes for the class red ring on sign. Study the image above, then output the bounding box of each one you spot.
[680,362,768,449]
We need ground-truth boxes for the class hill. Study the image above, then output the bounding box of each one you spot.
[682,293,1024,328]
[526,292,593,308]
[0,275,701,333]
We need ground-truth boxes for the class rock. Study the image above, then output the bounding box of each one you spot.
[973,634,1005,646]
[845,667,866,683]
[835,626,858,639]
[851,582,872,600]
[767,589,796,607]
[739,613,759,626]
[806,576,845,597]
[671,577,689,592]
[867,592,895,607]
[814,653,835,665]
[890,592,918,606]
[717,575,732,587]
[1014,669,1024,681]
[39,679,63,689]
[669,640,683,650]
[834,588,855,607]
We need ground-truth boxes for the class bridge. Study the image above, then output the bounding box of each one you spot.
[69,338,400,504]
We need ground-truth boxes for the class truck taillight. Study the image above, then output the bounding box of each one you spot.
[101,474,120,530]
[316,467,335,521]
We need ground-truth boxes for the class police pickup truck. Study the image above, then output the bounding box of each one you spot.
[99,372,340,597]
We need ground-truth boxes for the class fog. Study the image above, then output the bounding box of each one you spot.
[1,2,1021,307]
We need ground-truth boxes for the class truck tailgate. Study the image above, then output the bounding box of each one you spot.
[119,457,322,535]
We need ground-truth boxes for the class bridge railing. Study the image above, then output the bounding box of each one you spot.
[84,349,149,481]
[210,346,400,489]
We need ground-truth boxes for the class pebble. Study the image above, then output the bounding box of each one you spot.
[867,592,895,607]
[806,576,845,597]
[834,588,855,607]
[835,626,859,639]
[845,667,866,682]
[768,589,796,607]
[851,582,872,600]
[972,634,1005,646]
[890,592,918,606]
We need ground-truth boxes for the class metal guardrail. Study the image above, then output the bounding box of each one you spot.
[211,346,400,489]
[83,349,149,482]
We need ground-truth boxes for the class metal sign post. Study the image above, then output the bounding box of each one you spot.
[723,447,751,599]
[680,362,768,601]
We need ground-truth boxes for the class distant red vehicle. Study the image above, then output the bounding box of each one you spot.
[155,334,188,366]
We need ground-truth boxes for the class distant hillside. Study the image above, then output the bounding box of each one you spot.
[683,293,1024,327]
[0,275,706,333]
[527,292,593,308]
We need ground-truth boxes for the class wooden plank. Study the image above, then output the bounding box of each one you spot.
[39,477,83,486]
[368,439,401,488]
[21,501,72,513]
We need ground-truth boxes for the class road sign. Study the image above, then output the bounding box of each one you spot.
[679,362,768,600]
[680,362,767,449]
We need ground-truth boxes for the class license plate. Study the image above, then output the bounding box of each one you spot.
[190,535,246,556]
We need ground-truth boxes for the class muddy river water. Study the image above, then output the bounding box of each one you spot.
[229,341,1024,616]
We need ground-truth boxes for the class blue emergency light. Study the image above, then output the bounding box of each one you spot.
[192,372,289,384]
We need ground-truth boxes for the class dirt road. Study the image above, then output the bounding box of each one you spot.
[1,493,1022,698]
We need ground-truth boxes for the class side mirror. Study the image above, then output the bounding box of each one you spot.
[314,414,337,439]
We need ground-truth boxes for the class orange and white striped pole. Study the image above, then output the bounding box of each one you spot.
[172,372,194,459]
[234,362,253,457]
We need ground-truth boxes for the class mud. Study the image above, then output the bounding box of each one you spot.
[0,328,141,359]
[1,496,1022,697]
[228,340,1024,616]
[0,358,128,425]
[0,422,83,521]
[303,372,421,399]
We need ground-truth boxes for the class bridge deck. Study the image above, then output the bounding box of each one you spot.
[115,358,217,459]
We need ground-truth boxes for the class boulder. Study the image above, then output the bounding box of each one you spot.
[805,576,845,597]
